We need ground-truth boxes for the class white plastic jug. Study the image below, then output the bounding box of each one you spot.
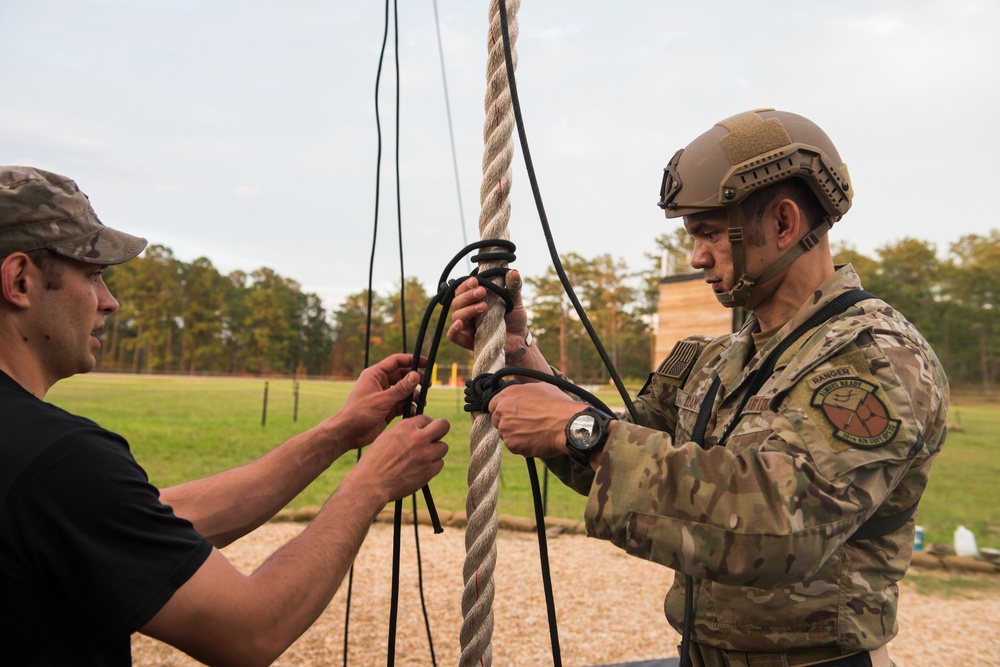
[954,525,978,557]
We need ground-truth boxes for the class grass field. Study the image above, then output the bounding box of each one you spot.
[46,373,999,550]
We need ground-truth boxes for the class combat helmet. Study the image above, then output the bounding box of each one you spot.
[657,109,852,308]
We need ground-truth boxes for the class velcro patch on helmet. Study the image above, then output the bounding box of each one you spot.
[718,111,792,165]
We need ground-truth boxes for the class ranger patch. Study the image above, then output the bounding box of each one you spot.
[810,378,900,448]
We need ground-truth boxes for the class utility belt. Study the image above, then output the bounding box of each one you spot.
[686,642,892,667]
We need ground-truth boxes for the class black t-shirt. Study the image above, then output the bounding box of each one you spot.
[0,371,212,666]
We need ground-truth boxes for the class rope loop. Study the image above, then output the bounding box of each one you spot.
[433,240,518,314]
[472,268,515,313]
[463,367,617,417]
[463,373,512,414]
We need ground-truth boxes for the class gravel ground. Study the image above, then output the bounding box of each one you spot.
[132,520,1000,667]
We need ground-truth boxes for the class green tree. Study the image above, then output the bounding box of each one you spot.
[330,289,386,377]
[529,253,592,380]
[179,257,229,373]
[525,252,652,383]
[831,242,879,284]
[101,258,141,371]
[583,254,639,375]
[382,277,430,357]
[240,268,303,375]
[116,245,183,372]
[946,230,1000,399]
[299,293,333,376]
[221,270,254,374]
[865,238,942,331]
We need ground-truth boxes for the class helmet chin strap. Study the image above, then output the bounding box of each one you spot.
[715,206,837,309]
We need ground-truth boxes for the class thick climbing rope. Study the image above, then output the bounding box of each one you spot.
[459,1,520,665]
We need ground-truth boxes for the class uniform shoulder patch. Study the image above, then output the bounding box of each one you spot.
[809,376,900,448]
[657,339,701,380]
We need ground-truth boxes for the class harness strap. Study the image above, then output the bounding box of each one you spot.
[850,502,919,541]
[707,289,876,447]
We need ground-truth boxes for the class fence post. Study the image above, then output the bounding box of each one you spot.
[261,381,269,427]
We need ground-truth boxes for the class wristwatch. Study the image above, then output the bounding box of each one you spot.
[564,407,614,468]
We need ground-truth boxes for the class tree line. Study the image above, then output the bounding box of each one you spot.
[98,229,1000,399]
[100,245,333,377]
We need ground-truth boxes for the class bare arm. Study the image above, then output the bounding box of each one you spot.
[160,354,424,547]
[140,414,450,667]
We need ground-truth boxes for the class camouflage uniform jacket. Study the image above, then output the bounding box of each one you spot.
[545,265,949,652]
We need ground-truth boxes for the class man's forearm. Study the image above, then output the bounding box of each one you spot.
[142,469,389,667]
[161,416,351,547]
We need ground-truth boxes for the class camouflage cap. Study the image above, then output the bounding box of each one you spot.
[0,166,147,265]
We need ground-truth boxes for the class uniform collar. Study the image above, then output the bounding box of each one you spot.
[716,265,863,394]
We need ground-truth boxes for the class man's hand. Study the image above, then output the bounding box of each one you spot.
[447,269,529,358]
[488,382,582,458]
[336,353,426,449]
[354,414,450,504]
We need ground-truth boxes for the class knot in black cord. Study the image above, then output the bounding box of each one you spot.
[463,372,511,414]
[435,240,518,314]
[469,239,516,266]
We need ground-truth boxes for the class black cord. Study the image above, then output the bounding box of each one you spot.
[384,2,442,665]
[380,240,518,665]
[364,0,392,373]
[387,498,403,667]
[464,366,615,418]
[461,363,617,667]
[527,457,562,667]
[413,494,438,666]
[341,563,354,667]
[495,0,638,423]
[347,1,394,661]
[394,0,406,354]
[494,3,637,659]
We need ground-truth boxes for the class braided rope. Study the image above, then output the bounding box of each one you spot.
[459,1,519,666]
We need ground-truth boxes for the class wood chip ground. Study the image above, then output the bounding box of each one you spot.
[132,521,1000,666]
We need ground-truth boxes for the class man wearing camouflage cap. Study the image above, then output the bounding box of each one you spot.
[0,166,450,665]
[448,110,948,667]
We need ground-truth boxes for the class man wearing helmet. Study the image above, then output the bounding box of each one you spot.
[448,109,948,666]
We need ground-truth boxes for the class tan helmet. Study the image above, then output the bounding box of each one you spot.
[657,109,852,308]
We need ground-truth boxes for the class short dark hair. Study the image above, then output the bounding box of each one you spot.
[25,248,66,290]
[738,179,826,246]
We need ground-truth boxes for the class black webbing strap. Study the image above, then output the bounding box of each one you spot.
[689,376,721,448]
[851,502,919,541]
[690,289,915,540]
[716,289,876,446]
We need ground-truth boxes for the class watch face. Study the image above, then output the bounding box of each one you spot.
[569,413,601,448]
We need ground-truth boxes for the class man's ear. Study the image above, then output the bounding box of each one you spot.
[773,198,803,251]
[1,253,34,308]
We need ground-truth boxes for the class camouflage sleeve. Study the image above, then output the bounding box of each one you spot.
[541,336,714,496]
[584,327,948,588]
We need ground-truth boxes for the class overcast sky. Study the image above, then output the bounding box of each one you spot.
[2,1,997,310]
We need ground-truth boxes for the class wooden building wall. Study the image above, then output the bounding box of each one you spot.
[654,272,735,365]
